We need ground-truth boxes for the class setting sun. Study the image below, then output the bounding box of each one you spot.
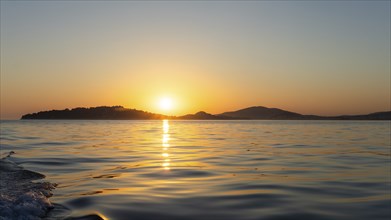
[1,1,390,220]
[159,97,173,111]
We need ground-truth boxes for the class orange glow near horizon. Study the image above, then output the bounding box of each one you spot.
[1,1,390,119]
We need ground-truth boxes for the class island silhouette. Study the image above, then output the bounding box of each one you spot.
[21,106,391,120]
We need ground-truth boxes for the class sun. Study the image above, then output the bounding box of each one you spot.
[159,97,173,111]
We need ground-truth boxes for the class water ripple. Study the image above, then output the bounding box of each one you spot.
[0,120,389,220]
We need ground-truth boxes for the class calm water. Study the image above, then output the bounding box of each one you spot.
[0,120,390,220]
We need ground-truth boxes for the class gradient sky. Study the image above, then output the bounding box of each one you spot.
[1,1,390,119]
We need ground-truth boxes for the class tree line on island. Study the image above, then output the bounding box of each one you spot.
[21,106,391,120]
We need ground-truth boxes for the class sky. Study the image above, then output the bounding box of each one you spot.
[1,1,390,119]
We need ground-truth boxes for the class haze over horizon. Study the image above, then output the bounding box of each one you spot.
[1,1,390,119]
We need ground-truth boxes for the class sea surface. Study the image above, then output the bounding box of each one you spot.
[0,120,390,220]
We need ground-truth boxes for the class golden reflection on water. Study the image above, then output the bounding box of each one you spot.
[162,120,170,170]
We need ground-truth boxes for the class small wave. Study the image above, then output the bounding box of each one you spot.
[0,153,56,220]
[80,191,103,196]
[0,151,15,159]
[65,214,105,220]
[31,141,76,146]
[92,174,121,179]
[0,136,17,141]
[140,169,216,178]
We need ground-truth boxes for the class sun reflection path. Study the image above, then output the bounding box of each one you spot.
[162,120,170,170]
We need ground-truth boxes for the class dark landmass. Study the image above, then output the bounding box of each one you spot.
[178,111,232,120]
[21,106,174,120]
[331,111,391,120]
[219,106,305,119]
[219,106,391,120]
[21,106,391,120]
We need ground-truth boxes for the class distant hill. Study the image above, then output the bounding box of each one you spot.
[331,111,391,120]
[21,105,391,120]
[21,106,172,120]
[178,111,232,120]
[219,106,306,119]
[219,106,391,120]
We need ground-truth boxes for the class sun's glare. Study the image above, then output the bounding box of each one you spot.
[159,97,173,111]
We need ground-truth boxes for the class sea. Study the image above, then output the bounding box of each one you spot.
[0,120,390,220]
